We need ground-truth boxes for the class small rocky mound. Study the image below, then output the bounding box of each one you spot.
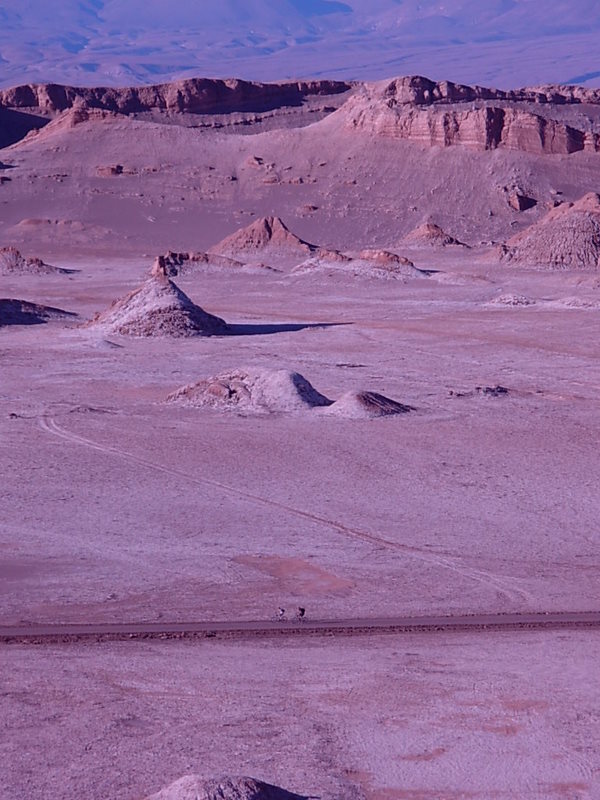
[151,251,244,277]
[0,246,74,275]
[403,223,466,247]
[146,776,307,800]
[292,248,423,281]
[86,275,228,337]
[168,368,333,414]
[325,391,414,419]
[488,293,536,306]
[449,385,510,399]
[502,192,600,269]
[506,189,537,212]
[0,298,75,326]
[550,296,600,309]
[209,216,315,261]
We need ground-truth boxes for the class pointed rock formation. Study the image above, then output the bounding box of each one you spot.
[86,275,228,337]
[324,390,414,419]
[0,246,74,275]
[209,216,315,262]
[145,775,308,800]
[168,368,333,414]
[0,298,75,326]
[403,222,466,247]
[502,192,600,269]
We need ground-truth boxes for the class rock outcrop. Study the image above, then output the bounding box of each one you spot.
[292,248,424,280]
[151,251,245,277]
[168,367,414,419]
[168,368,333,414]
[5,73,600,157]
[339,76,600,155]
[366,75,600,107]
[86,275,228,337]
[145,776,308,800]
[488,293,537,306]
[507,189,537,212]
[0,247,74,275]
[502,192,600,269]
[0,78,352,116]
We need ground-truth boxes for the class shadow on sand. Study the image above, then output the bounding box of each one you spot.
[226,321,349,337]
[0,299,77,327]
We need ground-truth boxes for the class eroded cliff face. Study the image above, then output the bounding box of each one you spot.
[0,77,353,115]
[377,75,600,107]
[2,74,600,156]
[340,76,600,155]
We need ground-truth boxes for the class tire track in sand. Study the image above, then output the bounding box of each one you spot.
[39,414,533,603]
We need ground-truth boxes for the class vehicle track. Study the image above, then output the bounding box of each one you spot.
[38,414,533,603]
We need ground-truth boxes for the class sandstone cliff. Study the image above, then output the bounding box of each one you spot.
[339,76,600,155]
[0,78,352,115]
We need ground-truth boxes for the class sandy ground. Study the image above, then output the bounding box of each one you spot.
[3,630,600,799]
[1,253,599,626]
[1,95,600,799]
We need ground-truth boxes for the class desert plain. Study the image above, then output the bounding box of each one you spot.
[1,75,600,799]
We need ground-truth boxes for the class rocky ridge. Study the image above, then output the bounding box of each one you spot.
[0,78,352,116]
[338,76,600,155]
[3,74,600,158]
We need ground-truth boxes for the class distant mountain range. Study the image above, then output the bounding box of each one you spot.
[2,0,600,89]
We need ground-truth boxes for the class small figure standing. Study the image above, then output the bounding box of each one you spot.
[296,606,306,622]
[277,607,286,622]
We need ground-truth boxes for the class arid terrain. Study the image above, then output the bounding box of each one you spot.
[1,74,600,799]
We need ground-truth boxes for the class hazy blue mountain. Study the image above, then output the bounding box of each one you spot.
[1,1,600,88]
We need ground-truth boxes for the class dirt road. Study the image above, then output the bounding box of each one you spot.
[2,611,600,644]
